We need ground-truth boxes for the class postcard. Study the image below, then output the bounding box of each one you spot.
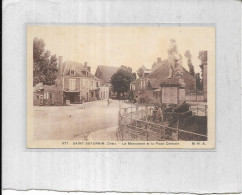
[27,26,215,148]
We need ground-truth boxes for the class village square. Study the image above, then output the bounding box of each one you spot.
[32,29,208,142]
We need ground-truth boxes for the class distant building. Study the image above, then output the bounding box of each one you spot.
[130,58,196,104]
[99,84,110,100]
[33,58,101,106]
[95,65,120,97]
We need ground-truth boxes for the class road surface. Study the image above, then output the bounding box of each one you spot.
[33,100,123,140]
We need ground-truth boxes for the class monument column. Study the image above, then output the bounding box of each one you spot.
[160,39,186,105]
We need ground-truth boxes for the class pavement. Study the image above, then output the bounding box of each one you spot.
[87,126,118,141]
[32,100,207,141]
[33,99,129,141]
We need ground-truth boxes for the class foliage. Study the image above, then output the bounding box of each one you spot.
[111,66,136,98]
[184,50,195,77]
[137,65,145,78]
[188,60,195,77]
[33,37,58,86]
[195,73,203,90]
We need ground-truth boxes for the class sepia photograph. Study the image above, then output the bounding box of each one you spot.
[27,26,215,148]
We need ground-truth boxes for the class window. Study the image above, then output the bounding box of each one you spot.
[49,93,52,99]
[141,80,144,89]
[96,82,99,87]
[44,92,47,99]
[70,69,75,76]
[69,79,76,90]
[91,92,94,97]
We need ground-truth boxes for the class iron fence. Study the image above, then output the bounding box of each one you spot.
[117,104,207,141]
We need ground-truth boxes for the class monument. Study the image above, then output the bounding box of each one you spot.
[160,39,185,104]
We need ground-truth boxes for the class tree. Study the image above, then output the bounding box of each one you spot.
[111,66,136,99]
[195,73,203,90]
[188,60,195,77]
[137,66,144,78]
[33,37,58,86]
[184,50,195,77]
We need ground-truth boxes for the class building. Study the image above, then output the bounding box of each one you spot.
[33,82,63,106]
[99,84,110,100]
[130,58,196,104]
[33,58,101,106]
[95,65,120,97]
[61,61,101,103]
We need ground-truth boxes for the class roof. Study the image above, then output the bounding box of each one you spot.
[95,65,120,83]
[33,82,57,92]
[61,61,99,80]
[131,59,195,90]
[33,82,44,92]
[147,60,195,89]
[146,60,170,88]
[61,61,85,76]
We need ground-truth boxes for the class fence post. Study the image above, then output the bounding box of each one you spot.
[131,107,133,122]
[197,104,198,116]
[122,123,124,141]
[176,116,179,141]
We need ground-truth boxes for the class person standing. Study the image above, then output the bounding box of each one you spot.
[156,104,164,123]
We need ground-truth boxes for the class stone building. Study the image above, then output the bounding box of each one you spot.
[130,58,196,104]
[33,82,63,106]
[95,65,120,97]
[61,61,101,103]
[99,84,110,100]
[33,58,101,106]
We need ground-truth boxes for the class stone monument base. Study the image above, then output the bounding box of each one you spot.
[160,78,185,105]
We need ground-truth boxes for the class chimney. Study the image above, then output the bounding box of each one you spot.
[157,57,161,64]
[84,62,88,68]
[58,56,63,68]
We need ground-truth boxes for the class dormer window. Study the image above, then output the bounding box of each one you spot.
[70,69,75,76]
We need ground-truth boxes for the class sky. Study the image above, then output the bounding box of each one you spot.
[28,26,215,75]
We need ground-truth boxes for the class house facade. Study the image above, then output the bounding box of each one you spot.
[130,58,196,104]
[95,65,120,97]
[33,59,101,106]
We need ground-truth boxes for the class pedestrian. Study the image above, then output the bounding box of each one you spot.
[156,104,164,123]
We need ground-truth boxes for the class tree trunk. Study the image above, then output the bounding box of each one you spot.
[117,92,120,99]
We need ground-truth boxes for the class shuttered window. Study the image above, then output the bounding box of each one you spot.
[69,79,76,90]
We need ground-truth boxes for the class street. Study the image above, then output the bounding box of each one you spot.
[33,100,123,141]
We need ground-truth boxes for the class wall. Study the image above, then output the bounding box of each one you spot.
[133,90,161,104]
[99,86,109,99]
[63,77,80,92]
